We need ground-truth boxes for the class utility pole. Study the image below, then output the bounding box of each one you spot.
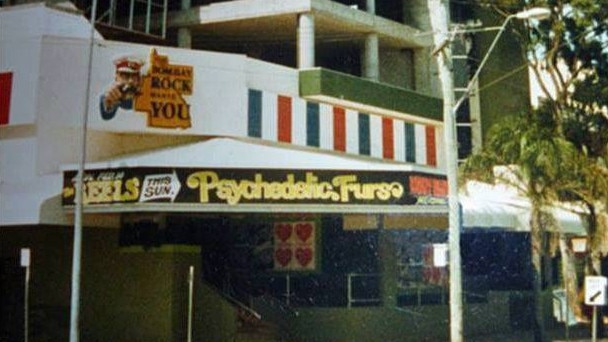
[70,2,98,342]
[427,0,463,341]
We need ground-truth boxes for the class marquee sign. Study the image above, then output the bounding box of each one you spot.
[61,167,447,207]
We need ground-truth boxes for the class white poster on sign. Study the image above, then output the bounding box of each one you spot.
[584,276,607,306]
[433,243,448,267]
[20,248,31,267]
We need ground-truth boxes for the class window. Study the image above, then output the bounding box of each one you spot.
[453,35,482,162]
[394,230,450,306]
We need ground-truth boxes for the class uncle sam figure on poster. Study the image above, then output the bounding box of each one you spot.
[99,55,144,120]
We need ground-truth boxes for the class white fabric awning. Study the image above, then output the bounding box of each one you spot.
[461,180,587,235]
[63,137,443,173]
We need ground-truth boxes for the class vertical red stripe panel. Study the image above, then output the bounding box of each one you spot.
[333,107,346,152]
[0,72,13,125]
[277,95,292,143]
[425,126,437,166]
[382,117,394,159]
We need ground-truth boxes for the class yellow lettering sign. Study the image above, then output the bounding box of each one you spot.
[186,171,404,205]
[135,49,193,129]
[81,177,140,204]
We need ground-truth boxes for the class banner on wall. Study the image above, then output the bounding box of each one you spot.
[273,221,316,271]
[98,48,194,129]
[61,167,447,207]
[83,40,248,135]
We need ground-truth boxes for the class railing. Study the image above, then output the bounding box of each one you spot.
[205,279,261,320]
[398,283,448,306]
[86,0,169,39]
[270,273,381,308]
[217,271,486,311]
[347,273,381,308]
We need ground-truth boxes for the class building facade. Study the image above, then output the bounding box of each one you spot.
[0,1,535,342]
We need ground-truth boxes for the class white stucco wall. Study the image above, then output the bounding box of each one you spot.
[0,133,64,225]
[0,4,103,225]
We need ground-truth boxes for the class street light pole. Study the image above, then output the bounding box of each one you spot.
[427,1,462,341]
[69,2,98,342]
[427,3,551,342]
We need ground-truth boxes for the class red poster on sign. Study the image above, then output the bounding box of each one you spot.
[273,221,316,271]
[422,244,447,286]
[0,72,13,125]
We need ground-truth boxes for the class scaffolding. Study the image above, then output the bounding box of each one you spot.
[91,0,169,39]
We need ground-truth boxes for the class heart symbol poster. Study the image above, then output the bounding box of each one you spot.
[274,223,293,242]
[273,221,316,271]
[275,248,293,267]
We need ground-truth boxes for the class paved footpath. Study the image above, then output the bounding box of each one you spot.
[463,325,608,342]
[465,334,608,342]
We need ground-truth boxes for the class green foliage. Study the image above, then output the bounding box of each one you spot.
[474,0,608,200]
[461,3,608,337]
[562,104,608,157]
[460,107,586,202]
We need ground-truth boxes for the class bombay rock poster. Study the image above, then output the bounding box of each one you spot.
[98,48,193,129]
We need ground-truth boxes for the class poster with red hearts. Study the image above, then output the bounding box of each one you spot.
[273,221,316,271]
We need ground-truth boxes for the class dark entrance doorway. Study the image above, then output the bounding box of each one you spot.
[0,257,25,342]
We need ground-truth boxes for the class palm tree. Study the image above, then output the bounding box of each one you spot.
[461,111,581,342]
[555,130,608,334]
[468,0,608,332]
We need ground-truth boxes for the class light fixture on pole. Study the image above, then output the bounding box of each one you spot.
[515,7,551,20]
[428,4,550,342]
[571,236,587,254]
[453,7,551,112]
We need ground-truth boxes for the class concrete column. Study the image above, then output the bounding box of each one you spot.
[297,13,315,69]
[178,0,192,48]
[403,0,432,30]
[378,227,398,308]
[177,28,192,48]
[362,33,379,81]
[366,0,375,15]
[414,47,440,97]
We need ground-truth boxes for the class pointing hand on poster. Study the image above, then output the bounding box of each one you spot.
[99,55,144,120]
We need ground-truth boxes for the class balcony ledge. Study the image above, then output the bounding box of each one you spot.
[299,68,443,125]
